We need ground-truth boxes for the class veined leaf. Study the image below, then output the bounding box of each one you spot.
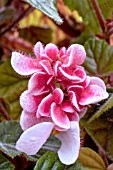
[0,121,22,158]
[25,0,63,24]
[0,60,28,119]
[0,153,15,170]
[84,38,113,76]
[78,147,106,170]
[34,151,64,170]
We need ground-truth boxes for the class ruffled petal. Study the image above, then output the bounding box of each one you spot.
[34,41,44,58]
[68,91,80,111]
[53,88,64,104]
[11,52,40,75]
[61,101,75,113]
[90,77,106,90]
[28,72,50,95]
[39,60,53,75]
[63,44,86,67]
[45,43,58,61]
[51,103,70,129]
[56,121,80,165]
[38,94,53,117]
[79,84,109,105]
[16,122,54,155]
[20,90,42,113]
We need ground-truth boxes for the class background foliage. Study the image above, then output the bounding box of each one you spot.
[0,0,113,169]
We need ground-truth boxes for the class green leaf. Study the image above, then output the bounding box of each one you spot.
[34,151,64,170]
[25,0,63,24]
[84,38,113,76]
[0,120,22,158]
[19,26,52,44]
[0,153,15,170]
[66,161,88,170]
[88,94,113,123]
[78,147,106,170]
[64,0,101,34]
[0,60,28,119]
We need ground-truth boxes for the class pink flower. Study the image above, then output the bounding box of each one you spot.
[11,41,109,165]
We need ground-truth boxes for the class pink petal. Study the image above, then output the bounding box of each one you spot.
[28,72,50,95]
[53,88,64,104]
[68,91,80,111]
[11,52,40,75]
[51,103,70,129]
[38,94,53,117]
[45,43,58,61]
[16,122,54,155]
[56,121,80,165]
[20,90,42,113]
[34,42,44,58]
[61,102,75,113]
[63,44,86,67]
[90,77,106,90]
[39,60,53,75]
[79,84,109,105]
[59,66,86,82]
[20,110,38,131]
[59,47,66,58]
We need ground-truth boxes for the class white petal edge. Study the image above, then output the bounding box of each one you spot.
[56,121,80,165]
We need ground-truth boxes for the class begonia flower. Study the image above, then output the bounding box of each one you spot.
[11,41,109,165]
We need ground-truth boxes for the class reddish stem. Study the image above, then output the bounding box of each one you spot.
[91,0,105,32]
[0,105,11,120]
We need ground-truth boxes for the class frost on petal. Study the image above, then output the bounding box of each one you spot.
[16,122,54,155]
[28,72,50,95]
[20,90,42,113]
[56,121,80,165]
[51,103,70,130]
[34,42,44,58]
[53,88,64,104]
[11,52,40,75]
[38,94,53,117]
[45,43,58,61]
[79,84,109,105]
[63,44,86,67]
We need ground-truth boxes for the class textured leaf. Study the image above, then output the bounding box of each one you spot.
[64,0,101,34]
[66,161,88,170]
[84,38,113,76]
[0,60,28,119]
[0,7,14,26]
[0,153,15,170]
[19,26,52,44]
[0,121,22,158]
[78,147,106,170]
[34,151,64,170]
[88,94,113,123]
[25,0,63,24]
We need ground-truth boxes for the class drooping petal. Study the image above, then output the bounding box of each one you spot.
[79,84,109,105]
[63,44,86,67]
[16,122,54,155]
[28,72,50,95]
[56,121,80,165]
[51,103,70,129]
[11,52,40,75]
[20,90,42,113]
[53,88,64,104]
[45,43,58,61]
[34,41,44,58]
[38,94,53,117]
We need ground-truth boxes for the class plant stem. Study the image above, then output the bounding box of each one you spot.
[0,105,11,120]
[91,0,105,32]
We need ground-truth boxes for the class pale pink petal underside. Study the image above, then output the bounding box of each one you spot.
[56,121,80,165]
[34,41,44,58]
[16,122,54,155]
